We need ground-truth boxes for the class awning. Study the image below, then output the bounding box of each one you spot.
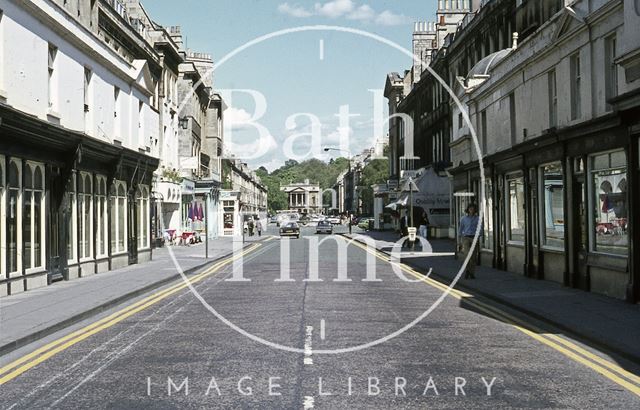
[385,196,408,210]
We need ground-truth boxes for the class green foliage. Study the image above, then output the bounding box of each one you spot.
[162,168,183,183]
[259,158,350,212]
[358,158,389,216]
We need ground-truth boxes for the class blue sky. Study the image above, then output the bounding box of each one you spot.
[142,0,438,171]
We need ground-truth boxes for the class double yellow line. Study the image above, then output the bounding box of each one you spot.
[0,243,261,385]
[350,240,640,397]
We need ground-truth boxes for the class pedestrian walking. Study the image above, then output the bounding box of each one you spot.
[458,204,482,279]
[418,209,429,239]
[257,220,262,237]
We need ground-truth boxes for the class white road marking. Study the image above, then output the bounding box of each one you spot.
[304,326,313,365]
[303,395,315,408]
[320,319,325,340]
[319,39,324,60]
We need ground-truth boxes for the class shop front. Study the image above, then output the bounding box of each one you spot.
[0,105,158,296]
[450,118,636,302]
[219,190,241,237]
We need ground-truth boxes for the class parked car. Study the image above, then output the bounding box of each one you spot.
[299,214,310,225]
[279,221,300,238]
[315,220,333,234]
[270,215,278,224]
[358,217,373,230]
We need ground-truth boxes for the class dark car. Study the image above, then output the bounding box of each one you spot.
[316,220,333,234]
[279,222,300,238]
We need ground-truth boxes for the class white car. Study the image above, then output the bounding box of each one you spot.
[326,216,341,225]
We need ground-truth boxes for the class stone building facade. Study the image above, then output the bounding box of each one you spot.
[0,0,160,295]
[449,0,640,302]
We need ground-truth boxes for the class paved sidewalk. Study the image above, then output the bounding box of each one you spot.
[0,234,268,355]
[345,228,640,364]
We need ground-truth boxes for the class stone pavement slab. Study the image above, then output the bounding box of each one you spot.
[0,235,266,356]
[344,229,640,364]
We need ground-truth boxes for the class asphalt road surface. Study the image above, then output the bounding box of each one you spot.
[1,226,639,409]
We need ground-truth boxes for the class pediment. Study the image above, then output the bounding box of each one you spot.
[553,6,586,42]
[133,59,155,95]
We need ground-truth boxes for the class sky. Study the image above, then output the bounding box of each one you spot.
[141,0,438,171]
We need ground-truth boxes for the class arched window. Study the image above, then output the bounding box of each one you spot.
[78,172,93,259]
[24,163,45,269]
[8,160,21,273]
[96,175,108,257]
[137,185,149,249]
[110,180,127,253]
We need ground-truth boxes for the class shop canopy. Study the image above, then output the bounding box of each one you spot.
[386,167,451,227]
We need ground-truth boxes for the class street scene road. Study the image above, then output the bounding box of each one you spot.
[2,0,640,408]
[1,226,639,409]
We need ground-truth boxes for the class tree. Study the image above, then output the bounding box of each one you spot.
[256,158,349,212]
[358,158,389,216]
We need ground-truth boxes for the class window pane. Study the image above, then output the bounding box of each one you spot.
[110,197,117,252]
[25,166,33,190]
[542,163,565,248]
[24,191,32,269]
[9,162,19,188]
[9,189,18,272]
[118,197,125,250]
[34,167,43,190]
[508,177,525,242]
[102,197,108,255]
[593,165,628,255]
[78,195,84,258]
[483,179,493,250]
[34,191,42,267]
[84,194,91,257]
[67,193,75,261]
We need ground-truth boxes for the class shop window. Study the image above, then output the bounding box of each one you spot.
[96,176,108,257]
[66,173,77,263]
[591,151,628,255]
[8,160,21,273]
[541,162,564,249]
[137,185,149,249]
[110,181,127,254]
[482,178,493,250]
[24,163,45,270]
[78,172,93,259]
[507,176,525,243]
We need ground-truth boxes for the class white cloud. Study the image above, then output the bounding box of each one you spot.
[346,4,375,21]
[224,107,254,129]
[314,0,354,18]
[277,3,313,18]
[277,1,412,26]
[375,10,412,26]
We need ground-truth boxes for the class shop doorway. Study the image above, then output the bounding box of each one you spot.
[128,195,138,265]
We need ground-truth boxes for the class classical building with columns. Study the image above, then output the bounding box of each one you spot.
[281,180,321,215]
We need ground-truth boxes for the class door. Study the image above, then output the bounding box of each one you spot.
[48,167,68,282]
[526,167,540,278]
[495,175,507,270]
[127,193,138,265]
[572,164,588,290]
